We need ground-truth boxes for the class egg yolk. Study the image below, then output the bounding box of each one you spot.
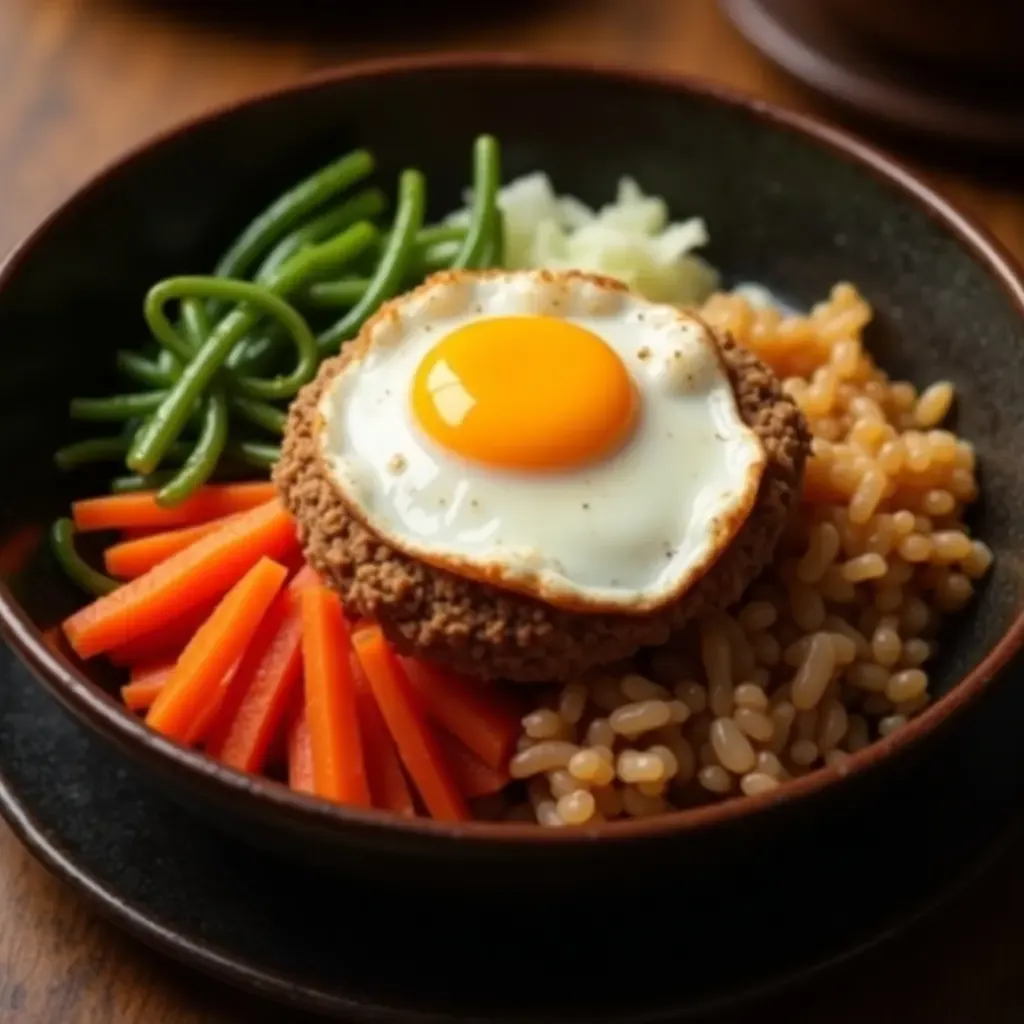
[411,316,639,471]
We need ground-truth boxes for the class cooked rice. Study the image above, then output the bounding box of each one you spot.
[507,283,991,826]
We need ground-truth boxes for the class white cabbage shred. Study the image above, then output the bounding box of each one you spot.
[447,172,720,305]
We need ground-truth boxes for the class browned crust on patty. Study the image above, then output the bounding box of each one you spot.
[275,278,811,684]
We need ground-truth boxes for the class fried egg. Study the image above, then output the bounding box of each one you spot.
[317,270,766,614]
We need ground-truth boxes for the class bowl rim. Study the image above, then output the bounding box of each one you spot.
[2,51,1023,846]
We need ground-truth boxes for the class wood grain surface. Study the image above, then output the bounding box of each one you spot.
[1,1,1023,1021]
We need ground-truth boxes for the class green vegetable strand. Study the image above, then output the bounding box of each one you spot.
[49,519,118,596]
[451,135,501,270]
[213,149,375,285]
[316,169,426,356]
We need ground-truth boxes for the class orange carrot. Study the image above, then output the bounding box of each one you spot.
[41,626,67,657]
[72,481,278,533]
[351,654,415,816]
[121,675,170,713]
[63,499,297,659]
[288,564,321,591]
[129,656,178,682]
[301,585,370,807]
[287,703,316,794]
[400,657,521,771]
[435,731,511,799]
[353,626,468,822]
[146,557,288,743]
[205,571,312,772]
[123,666,232,736]
[103,514,242,578]
[106,601,216,667]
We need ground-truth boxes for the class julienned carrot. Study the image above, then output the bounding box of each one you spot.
[63,499,297,659]
[107,601,216,667]
[129,656,178,682]
[399,657,521,771]
[351,654,415,816]
[287,704,316,794]
[121,675,171,712]
[435,730,511,799]
[301,585,370,807]
[103,513,242,578]
[353,626,468,823]
[146,557,288,742]
[205,568,316,772]
[72,481,278,533]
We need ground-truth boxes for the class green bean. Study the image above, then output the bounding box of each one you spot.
[49,519,118,596]
[155,389,229,507]
[130,278,317,473]
[300,224,468,309]
[180,298,210,351]
[304,278,369,309]
[54,437,138,470]
[255,187,387,284]
[478,207,506,269]
[451,136,501,270]
[228,395,286,435]
[113,352,283,433]
[70,392,167,422]
[420,241,461,273]
[225,440,280,470]
[414,224,466,248]
[227,221,378,373]
[317,169,426,356]
[213,149,374,285]
[56,437,191,470]
[110,471,179,494]
[157,347,180,375]
[116,351,169,389]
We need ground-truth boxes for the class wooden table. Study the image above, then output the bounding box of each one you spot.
[1,1,1023,1020]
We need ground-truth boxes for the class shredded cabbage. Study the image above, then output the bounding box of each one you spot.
[447,172,719,305]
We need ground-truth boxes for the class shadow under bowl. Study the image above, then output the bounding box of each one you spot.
[1,55,1024,896]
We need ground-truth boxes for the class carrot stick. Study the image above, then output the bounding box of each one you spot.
[72,481,278,533]
[205,571,311,772]
[123,664,233,737]
[129,656,178,682]
[287,703,316,795]
[103,514,242,578]
[301,585,370,807]
[399,657,521,771]
[351,654,415,816]
[121,675,170,713]
[62,499,297,659]
[107,601,215,667]
[288,564,321,591]
[352,626,468,823]
[435,730,511,799]
[146,557,288,743]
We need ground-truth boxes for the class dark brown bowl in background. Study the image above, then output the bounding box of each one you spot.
[823,0,1024,71]
[1,55,1024,901]
[724,0,1024,149]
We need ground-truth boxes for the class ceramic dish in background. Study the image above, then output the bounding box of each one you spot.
[1,55,1023,897]
[723,0,1024,149]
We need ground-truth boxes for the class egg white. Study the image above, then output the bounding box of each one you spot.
[318,271,766,614]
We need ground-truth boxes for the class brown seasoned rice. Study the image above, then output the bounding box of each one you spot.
[506,283,991,827]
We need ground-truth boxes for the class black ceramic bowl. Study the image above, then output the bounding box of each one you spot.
[2,55,1024,896]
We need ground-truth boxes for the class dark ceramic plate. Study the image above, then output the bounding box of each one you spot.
[1,55,1024,894]
[3,643,1023,1020]
[723,0,1024,148]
